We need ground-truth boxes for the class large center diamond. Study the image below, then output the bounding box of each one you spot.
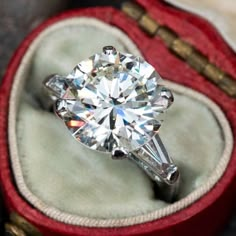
[49,46,173,153]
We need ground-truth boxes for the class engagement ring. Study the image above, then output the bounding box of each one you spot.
[43,46,180,202]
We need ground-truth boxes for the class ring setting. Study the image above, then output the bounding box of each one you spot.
[43,46,180,202]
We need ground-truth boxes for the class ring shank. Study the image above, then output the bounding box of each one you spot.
[128,134,180,202]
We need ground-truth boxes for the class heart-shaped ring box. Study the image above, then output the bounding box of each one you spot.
[1,1,236,235]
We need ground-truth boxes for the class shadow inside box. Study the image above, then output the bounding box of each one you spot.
[222,210,236,236]
[69,0,126,8]
[0,192,6,235]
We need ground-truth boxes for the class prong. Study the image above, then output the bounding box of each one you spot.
[103,46,117,55]
[163,164,180,184]
[152,119,161,132]
[160,87,174,109]
[152,86,174,111]
[111,147,128,160]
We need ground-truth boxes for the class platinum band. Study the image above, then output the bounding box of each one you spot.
[129,134,180,202]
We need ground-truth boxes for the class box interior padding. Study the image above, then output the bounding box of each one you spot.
[8,17,233,227]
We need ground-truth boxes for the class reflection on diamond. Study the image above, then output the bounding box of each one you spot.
[52,46,173,153]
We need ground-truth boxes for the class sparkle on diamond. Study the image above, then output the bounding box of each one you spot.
[52,47,173,153]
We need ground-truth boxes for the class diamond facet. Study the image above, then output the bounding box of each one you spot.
[49,46,173,153]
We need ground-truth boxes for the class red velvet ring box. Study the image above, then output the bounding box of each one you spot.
[1,1,236,235]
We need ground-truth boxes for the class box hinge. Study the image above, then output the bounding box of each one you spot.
[5,212,42,236]
[122,1,236,98]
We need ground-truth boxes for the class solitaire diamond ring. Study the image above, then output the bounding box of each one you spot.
[43,46,180,202]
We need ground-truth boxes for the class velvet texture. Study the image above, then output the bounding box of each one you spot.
[165,0,236,51]
[0,1,236,236]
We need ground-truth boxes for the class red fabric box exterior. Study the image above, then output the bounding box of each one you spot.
[1,1,236,235]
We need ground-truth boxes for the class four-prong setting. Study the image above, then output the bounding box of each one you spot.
[43,46,179,202]
[45,46,174,153]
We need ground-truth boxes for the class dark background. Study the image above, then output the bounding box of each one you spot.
[0,0,235,235]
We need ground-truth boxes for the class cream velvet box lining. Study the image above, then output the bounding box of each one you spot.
[8,17,233,227]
